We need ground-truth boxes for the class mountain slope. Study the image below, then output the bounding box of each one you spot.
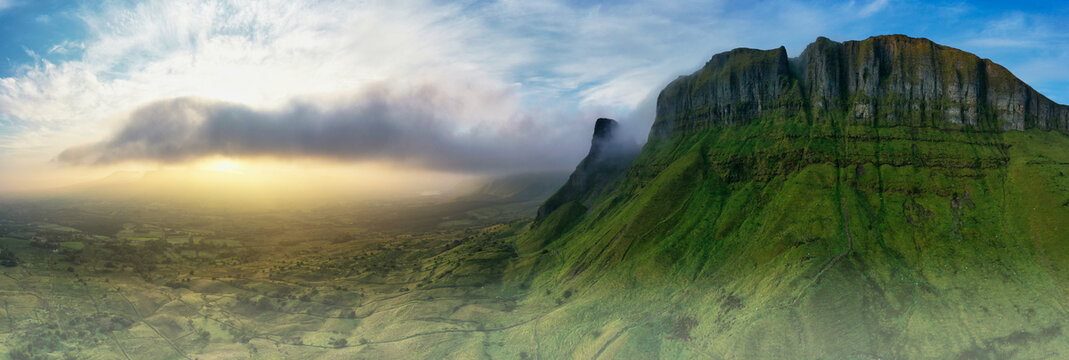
[536,118,639,221]
[515,35,1069,359]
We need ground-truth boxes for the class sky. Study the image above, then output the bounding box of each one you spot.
[0,0,1067,193]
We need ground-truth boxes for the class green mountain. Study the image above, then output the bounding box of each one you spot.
[536,118,639,221]
[515,35,1069,359]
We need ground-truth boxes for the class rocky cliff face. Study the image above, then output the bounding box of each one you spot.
[651,46,799,138]
[536,118,638,220]
[651,35,1069,139]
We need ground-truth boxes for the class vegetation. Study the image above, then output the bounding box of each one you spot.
[492,36,1069,359]
[0,190,542,359]
[509,110,1069,359]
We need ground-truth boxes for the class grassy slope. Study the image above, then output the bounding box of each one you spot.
[506,113,1069,358]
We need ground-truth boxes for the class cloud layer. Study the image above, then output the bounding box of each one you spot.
[57,80,588,173]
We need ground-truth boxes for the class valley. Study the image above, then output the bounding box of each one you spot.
[0,192,550,359]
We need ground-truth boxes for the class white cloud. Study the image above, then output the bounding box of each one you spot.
[0,0,840,163]
[858,0,890,17]
[1,2,509,153]
[0,0,18,13]
[961,12,1060,50]
[46,40,83,55]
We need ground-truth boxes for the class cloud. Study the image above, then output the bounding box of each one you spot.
[0,0,852,127]
[960,13,1043,49]
[47,40,83,55]
[2,0,847,169]
[0,0,18,13]
[857,0,890,17]
[57,80,591,173]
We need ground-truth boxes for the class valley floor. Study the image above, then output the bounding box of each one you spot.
[0,199,555,359]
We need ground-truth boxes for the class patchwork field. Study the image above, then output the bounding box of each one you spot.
[0,193,566,359]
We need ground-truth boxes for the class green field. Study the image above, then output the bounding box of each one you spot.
[59,241,84,250]
[0,188,560,359]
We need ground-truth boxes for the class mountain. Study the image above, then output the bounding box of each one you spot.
[517,35,1069,359]
[652,34,1068,139]
[536,118,639,220]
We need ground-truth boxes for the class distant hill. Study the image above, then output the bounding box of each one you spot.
[460,171,570,203]
[368,171,570,231]
[517,35,1069,359]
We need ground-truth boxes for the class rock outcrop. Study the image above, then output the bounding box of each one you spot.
[536,118,638,220]
[651,35,1069,139]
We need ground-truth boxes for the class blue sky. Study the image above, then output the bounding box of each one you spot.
[0,1,87,77]
[0,0,1067,190]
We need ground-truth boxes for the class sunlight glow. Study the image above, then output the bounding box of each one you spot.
[206,158,242,174]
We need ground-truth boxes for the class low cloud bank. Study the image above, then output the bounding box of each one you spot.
[58,82,601,173]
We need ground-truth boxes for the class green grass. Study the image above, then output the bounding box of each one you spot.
[512,117,1069,358]
[7,232,34,239]
[59,242,84,250]
[203,238,240,247]
[35,223,80,232]
[125,237,158,242]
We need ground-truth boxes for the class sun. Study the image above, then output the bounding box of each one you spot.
[205,158,242,174]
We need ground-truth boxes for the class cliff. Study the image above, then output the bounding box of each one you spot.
[651,35,1069,139]
[535,118,638,220]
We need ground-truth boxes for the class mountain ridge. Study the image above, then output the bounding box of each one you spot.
[652,34,1069,139]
